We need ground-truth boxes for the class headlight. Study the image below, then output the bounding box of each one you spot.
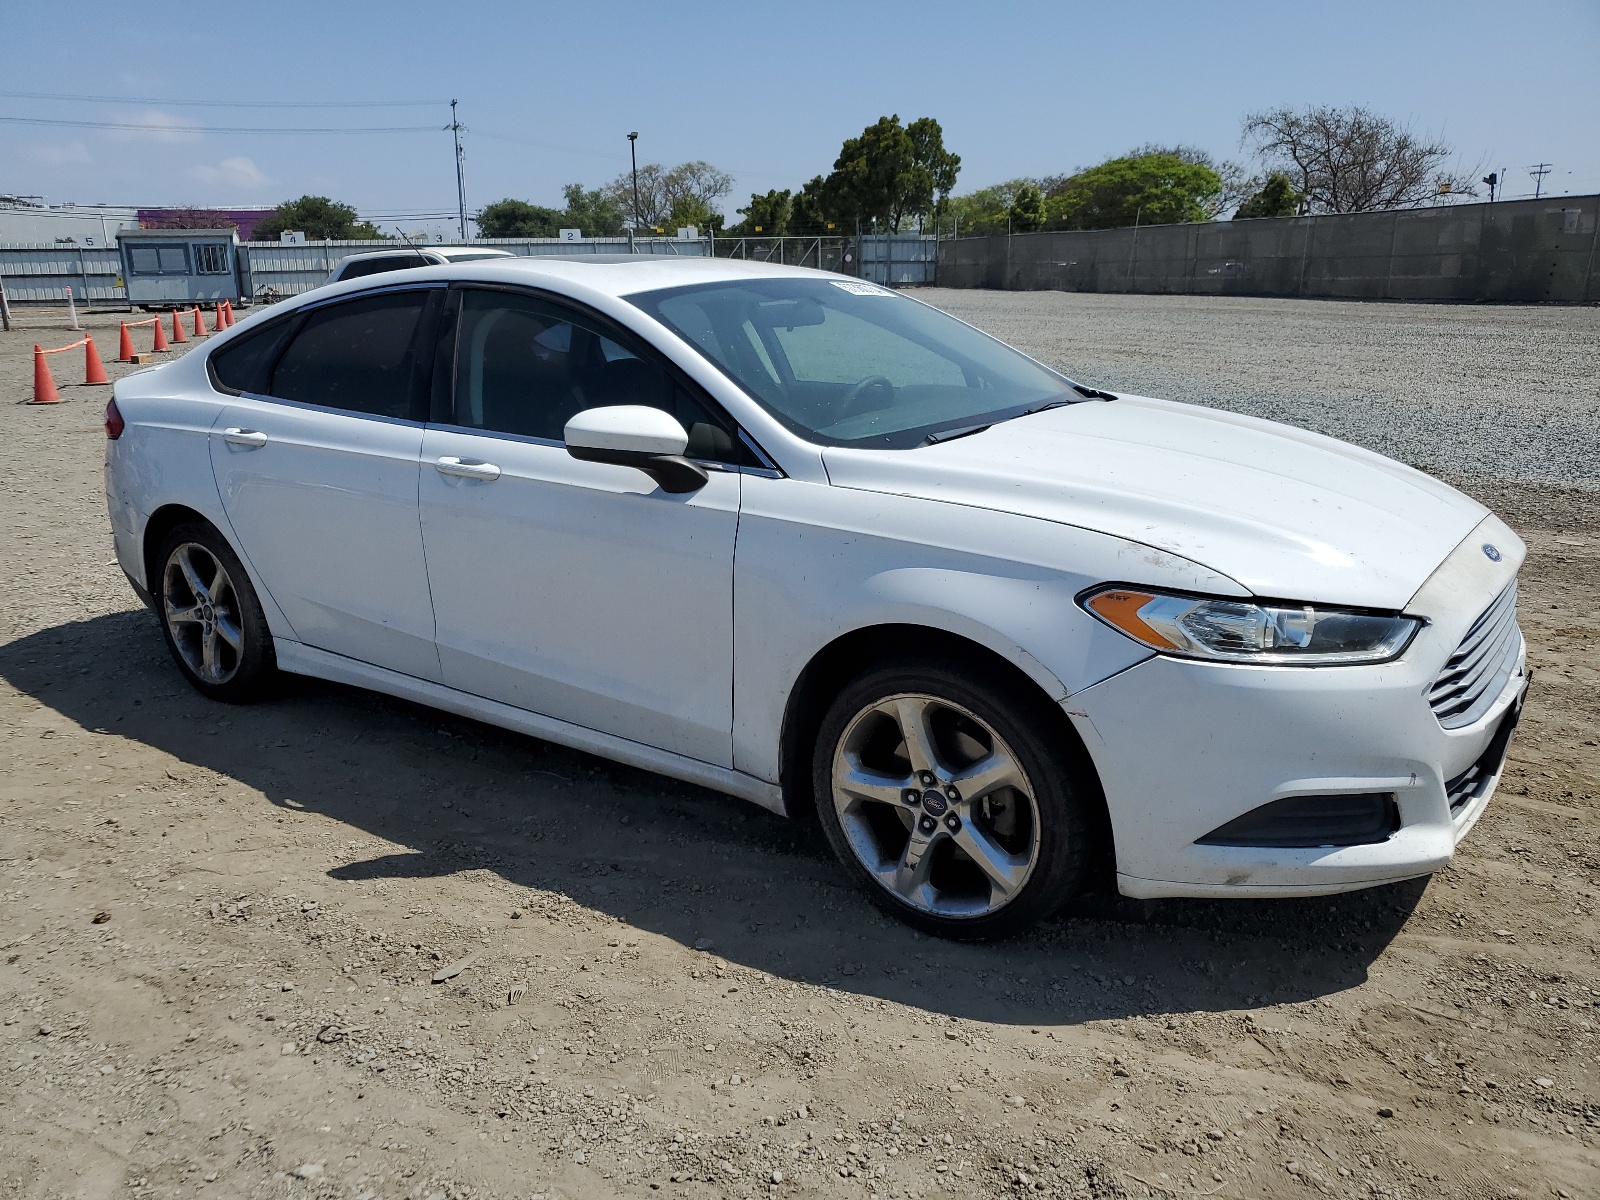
[1080,586,1421,665]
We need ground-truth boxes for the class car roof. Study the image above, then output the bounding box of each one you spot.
[431,246,515,260]
[334,246,515,265]
[432,254,859,299]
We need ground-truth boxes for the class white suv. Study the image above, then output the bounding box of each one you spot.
[327,245,514,283]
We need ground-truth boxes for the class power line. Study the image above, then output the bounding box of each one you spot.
[0,115,440,135]
[0,89,445,108]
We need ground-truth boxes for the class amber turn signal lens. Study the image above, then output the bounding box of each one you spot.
[1083,589,1181,650]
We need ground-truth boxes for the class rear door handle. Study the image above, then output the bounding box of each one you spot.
[222,428,267,448]
[435,456,501,481]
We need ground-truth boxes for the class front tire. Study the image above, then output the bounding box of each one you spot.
[155,522,276,703]
[811,656,1097,940]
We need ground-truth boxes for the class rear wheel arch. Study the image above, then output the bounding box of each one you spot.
[142,504,215,596]
[778,624,1112,870]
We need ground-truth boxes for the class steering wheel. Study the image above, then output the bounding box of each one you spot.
[837,374,896,420]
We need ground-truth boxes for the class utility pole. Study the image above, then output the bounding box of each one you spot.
[1529,163,1552,200]
[450,99,467,240]
[627,132,641,231]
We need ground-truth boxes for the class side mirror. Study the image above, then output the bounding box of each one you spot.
[563,405,708,494]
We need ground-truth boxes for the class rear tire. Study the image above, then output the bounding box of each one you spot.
[155,521,277,703]
[811,655,1097,940]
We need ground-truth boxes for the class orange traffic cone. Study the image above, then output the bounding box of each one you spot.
[222,300,234,326]
[84,335,109,385]
[192,306,205,337]
[170,309,187,344]
[152,315,170,352]
[117,321,136,362]
[211,303,224,333]
[31,346,62,404]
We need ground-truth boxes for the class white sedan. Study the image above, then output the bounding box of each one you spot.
[102,256,1526,938]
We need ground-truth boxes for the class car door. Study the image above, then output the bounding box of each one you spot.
[208,285,443,681]
[418,286,751,766]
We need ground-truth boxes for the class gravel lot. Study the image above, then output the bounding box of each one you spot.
[1,298,1597,1200]
[921,290,1600,491]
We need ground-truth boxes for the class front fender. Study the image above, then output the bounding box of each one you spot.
[730,475,1237,785]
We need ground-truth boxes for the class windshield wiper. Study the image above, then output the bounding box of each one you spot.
[1012,398,1079,420]
[1071,384,1118,401]
[920,422,992,447]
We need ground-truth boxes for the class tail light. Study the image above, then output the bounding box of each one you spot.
[105,397,125,440]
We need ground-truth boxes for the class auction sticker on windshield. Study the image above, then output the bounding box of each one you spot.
[830,280,893,296]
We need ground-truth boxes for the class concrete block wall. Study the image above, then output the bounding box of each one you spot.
[936,195,1600,303]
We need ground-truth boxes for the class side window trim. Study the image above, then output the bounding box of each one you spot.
[428,287,462,424]
[444,281,778,471]
[301,279,447,313]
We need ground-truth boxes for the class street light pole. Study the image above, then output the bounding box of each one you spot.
[627,132,641,232]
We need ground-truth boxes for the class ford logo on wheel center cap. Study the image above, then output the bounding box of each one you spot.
[1482,543,1502,562]
[920,790,948,816]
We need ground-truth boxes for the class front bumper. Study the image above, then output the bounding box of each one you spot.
[1067,638,1525,899]
[1064,511,1527,901]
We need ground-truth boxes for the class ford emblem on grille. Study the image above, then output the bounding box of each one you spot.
[1482,543,1501,561]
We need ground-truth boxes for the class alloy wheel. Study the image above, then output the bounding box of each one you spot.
[162,542,244,686]
[830,692,1041,918]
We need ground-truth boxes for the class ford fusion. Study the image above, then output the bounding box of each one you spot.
[102,257,1526,938]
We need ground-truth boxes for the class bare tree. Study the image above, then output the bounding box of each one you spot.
[602,161,733,229]
[1241,105,1467,213]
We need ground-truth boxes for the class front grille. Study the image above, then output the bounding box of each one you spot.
[1428,581,1521,729]
[1445,697,1522,817]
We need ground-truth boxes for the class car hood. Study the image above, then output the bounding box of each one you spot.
[821,395,1490,610]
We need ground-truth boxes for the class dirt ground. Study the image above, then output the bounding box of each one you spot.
[1,300,1596,1200]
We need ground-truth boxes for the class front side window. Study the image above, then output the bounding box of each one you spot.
[268,290,430,418]
[628,278,1080,449]
[450,288,751,463]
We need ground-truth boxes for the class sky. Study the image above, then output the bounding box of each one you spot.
[3,0,1597,234]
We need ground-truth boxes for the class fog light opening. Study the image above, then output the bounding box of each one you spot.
[1197,793,1400,849]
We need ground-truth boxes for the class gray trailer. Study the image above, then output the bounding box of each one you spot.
[117,228,241,309]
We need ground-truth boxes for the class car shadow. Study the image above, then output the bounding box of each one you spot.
[2,610,1427,1026]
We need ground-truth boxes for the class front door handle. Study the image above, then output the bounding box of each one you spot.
[222,428,267,448]
[435,456,501,481]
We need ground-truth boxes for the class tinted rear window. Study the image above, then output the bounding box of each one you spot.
[338,254,429,280]
[209,316,297,395]
[268,291,430,418]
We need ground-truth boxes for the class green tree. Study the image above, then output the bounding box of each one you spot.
[559,183,625,236]
[1124,143,1251,217]
[665,193,722,236]
[1234,171,1302,219]
[1007,182,1047,232]
[251,195,384,241]
[944,180,1037,236]
[729,189,793,236]
[824,115,960,232]
[475,198,564,238]
[1045,154,1222,230]
[789,175,850,234]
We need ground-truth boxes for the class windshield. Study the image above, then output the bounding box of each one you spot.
[627,277,1080,448]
